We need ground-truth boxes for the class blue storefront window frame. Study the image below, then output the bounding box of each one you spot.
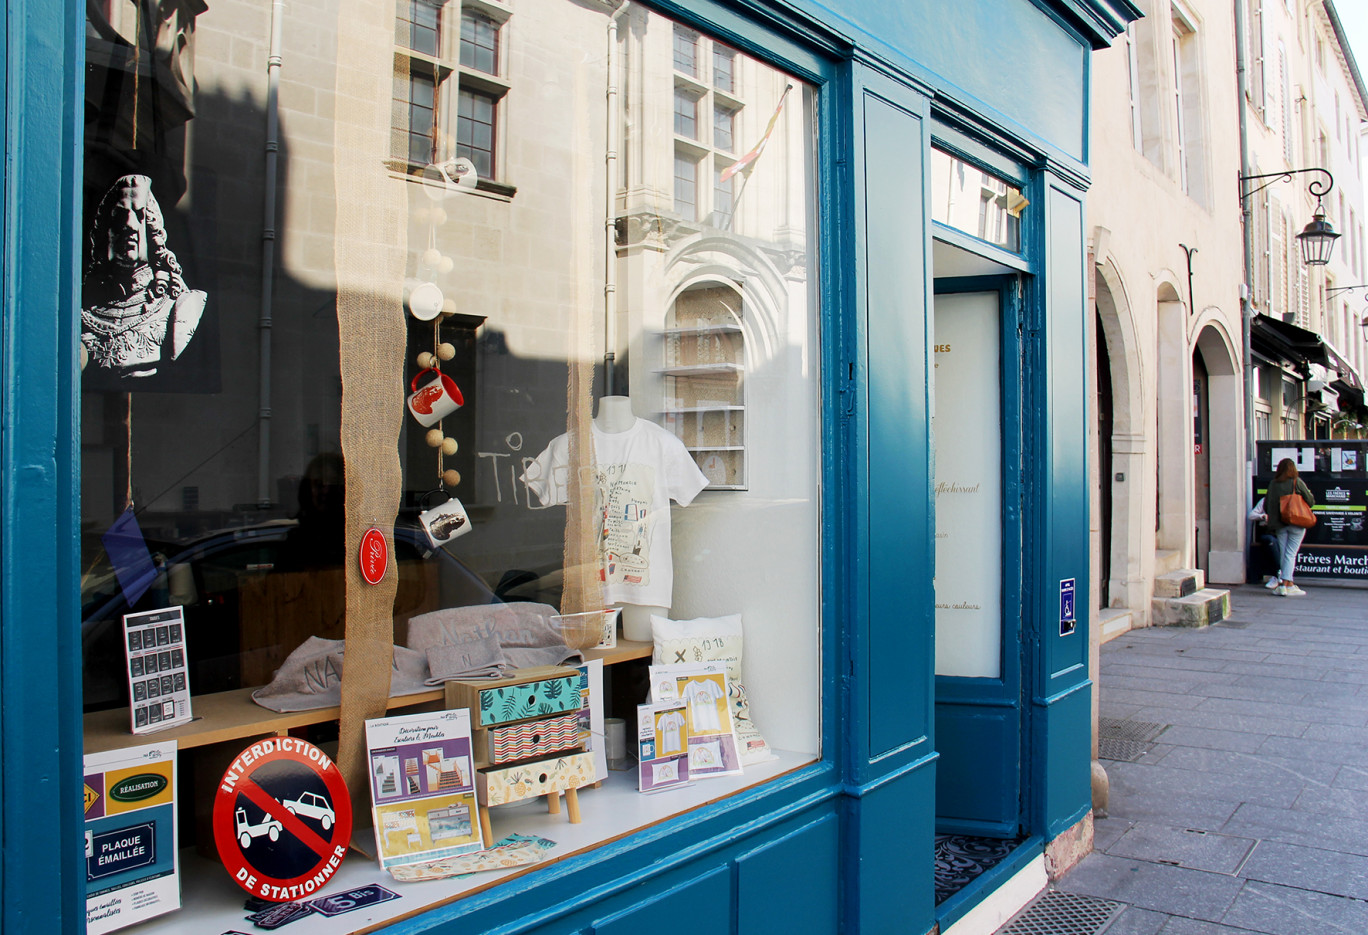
[4,0,1135,929]
[3,0,88,931]
[3,1,856,932]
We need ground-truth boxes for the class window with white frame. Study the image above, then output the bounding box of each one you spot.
[674,153,699,222]
[1170,4,1207,204]
[1126,23,1144,150]
[1125,4,1165,167]
[1248,0,1266,117]
[672,28,748,227]
[392,1,511,183]
[673,24,699,77]
[1279,44,1294,161]
[1270,196,1287,316]
[713,42,737,93]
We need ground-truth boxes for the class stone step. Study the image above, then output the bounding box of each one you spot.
[1097,607,1133,643]
[1151,587,1230,628]
[1154,568,1205,598]
[1155,549,1184,575]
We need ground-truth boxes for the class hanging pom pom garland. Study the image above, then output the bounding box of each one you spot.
[407,176,470,496]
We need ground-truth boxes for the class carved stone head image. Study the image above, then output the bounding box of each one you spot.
[81,175,206,380]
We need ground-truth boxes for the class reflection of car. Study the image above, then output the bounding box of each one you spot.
[284,791,335,830]
[235,807,282,848]
[81,521,502,712]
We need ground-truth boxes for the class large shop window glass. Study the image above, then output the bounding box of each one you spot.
[78,1,820,930]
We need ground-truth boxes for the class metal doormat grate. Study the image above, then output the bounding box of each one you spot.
[1098,737,1151,762]
[1217,619,1250,628]
[997,890,1126,935]
[1098,717,1167,743]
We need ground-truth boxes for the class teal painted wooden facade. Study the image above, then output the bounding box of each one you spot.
[1,0,1137,931]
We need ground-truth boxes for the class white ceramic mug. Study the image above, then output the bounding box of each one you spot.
[419,496,472,549]
[407,368,463,427]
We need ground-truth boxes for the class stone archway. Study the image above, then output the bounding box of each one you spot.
[1192,316,1245,583]
[1155,277,1191,563]
[1093,260,1149,615]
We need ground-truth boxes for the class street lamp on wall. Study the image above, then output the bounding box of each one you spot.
[1239,167,1340,267]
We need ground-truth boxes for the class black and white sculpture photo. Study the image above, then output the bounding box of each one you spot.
[81,174,206,381]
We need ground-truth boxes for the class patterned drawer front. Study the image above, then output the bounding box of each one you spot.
[479,752,595,806]
[477,675,580,727]
[488,713,581,764]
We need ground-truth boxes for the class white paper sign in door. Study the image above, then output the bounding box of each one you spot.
[933,291,1003,679]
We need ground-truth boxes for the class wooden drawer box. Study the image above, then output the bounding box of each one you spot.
[478,712,581,765]
[444,666,582,729]
[478,752,596,806]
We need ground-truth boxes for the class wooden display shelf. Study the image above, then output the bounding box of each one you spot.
[83,639,653,756]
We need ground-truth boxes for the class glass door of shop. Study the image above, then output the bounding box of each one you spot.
[931,279,1024,837]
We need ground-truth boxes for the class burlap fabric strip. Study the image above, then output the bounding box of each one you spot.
[560,59,604,617]
[333,0,408,800]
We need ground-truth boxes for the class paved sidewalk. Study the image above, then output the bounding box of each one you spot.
[1057,581,1368,935]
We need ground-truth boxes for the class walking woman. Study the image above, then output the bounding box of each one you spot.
[1264,458,1316,597]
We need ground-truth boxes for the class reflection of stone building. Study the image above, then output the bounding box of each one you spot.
[1086,0,1247,644]
[80,0,817,606]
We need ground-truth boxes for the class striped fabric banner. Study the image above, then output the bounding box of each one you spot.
[719,84,793,183]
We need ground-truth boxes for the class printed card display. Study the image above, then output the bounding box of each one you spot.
[365,709,484,870]
[637,700,692,793]
[84,741,179,934]
[649,662,743,778]
[572,658,607,781]
[122,606,192,734]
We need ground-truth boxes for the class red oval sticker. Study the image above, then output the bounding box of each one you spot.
[212,737,353,902]
[359,528,388,585]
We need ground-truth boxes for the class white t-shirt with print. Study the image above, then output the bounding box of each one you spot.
[523,418,708,607]
[656,710,687,754]
[682,678,725,733]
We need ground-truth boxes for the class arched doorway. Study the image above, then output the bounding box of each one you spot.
[1193,347,1210,572]
[1192,319,1245,582]
[1093,261,1146,614]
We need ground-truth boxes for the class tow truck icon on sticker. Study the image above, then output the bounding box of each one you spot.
[235,807,282,849]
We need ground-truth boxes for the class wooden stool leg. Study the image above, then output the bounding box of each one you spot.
[564,785,581,824]
[479,808,493,846]
[546,791,561,814]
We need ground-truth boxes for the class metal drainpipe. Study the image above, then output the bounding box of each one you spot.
[1235,0,1256,494]
[603,1,629,396]
[257,0,284,507]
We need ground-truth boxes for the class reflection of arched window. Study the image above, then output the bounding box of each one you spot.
[660,282,746,488]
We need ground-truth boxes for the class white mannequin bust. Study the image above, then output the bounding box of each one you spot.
[594,395,636,434]
[593,396,665,640]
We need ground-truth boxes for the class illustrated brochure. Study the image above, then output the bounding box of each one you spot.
[365,709,485,870]
[649,662,743,778]
[637,699,692,793]
[123,606,193,734]
[84,740,179,934]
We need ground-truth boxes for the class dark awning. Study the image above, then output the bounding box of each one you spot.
[1251,314,1362,390]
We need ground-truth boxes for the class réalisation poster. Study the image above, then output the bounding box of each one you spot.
[123,606,193,733]
[365,708,485,870]
[84,741,179,934]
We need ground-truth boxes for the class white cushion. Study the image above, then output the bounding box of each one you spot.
[650,613,773,765]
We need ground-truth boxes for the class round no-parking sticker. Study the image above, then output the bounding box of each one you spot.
[213,737,353,902]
